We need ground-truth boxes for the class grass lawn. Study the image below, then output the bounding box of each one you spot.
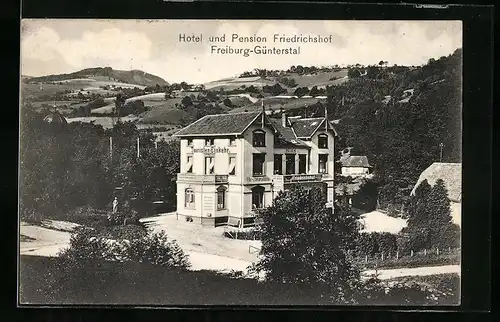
[18,255,327,305]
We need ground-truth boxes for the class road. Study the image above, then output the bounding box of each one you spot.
[19,217,460,280]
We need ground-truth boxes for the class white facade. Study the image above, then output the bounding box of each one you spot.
[175,112,337,227]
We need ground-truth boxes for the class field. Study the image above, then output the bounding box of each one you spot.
[204,76,276,91]
[230,96,327,113]
[21,78,146,102]
[289,69,349,87]
[66,116,140,129]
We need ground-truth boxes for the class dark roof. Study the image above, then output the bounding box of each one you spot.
[291,118,338,138]
[341,156,370,168]
[173,112,261,136]
[270,119,309,148]
[173,111,337,143]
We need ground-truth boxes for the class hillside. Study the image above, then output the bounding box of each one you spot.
[334,48,462,212]
[25,67,168,87]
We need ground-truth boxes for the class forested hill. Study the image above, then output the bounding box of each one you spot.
[26,67,168,87]
[333,48,462,212]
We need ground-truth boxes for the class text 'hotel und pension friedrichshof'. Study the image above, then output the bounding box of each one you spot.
[178,33,335,57]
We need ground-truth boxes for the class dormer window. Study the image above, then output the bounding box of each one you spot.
[253,130,266,147]
[206,138,214,146]
[318,134,328,149]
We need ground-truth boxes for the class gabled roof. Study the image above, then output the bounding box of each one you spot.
[341,156,371,168]
[270,119,309,148]
[411,162,462,203]
[173,111,274,137]
[291,117,338,138]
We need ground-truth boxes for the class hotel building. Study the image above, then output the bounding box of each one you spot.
[173,107,338,227]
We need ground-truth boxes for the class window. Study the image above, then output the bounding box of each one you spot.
[216,186,227,210]
[285,154,295,175]
[319,154,328,174]
[186,156,193,173]
[206,138,214,146]
[187,139,193,147]
[205,156,214,174]
[274,154,283,175]
[228,156,236,175]
[229,137,236,146]
[299,154,307,174]
[252,186,265,209]
[318,134,328,149]
[252,153,266,176]
[185,189,195,208]
[252,130,266,147]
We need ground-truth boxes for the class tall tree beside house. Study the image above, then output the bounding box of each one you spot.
[400,179,460,251]
[250,186,361,303]
[426,179,460,249]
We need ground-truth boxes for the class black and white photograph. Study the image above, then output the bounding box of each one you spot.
[19,19,462,306]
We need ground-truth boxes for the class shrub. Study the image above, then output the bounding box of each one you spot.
[58,226,190,269]
[356,232,398,256]
[118,231,190,269]
[20,208,43,224]
[58,226,118,262]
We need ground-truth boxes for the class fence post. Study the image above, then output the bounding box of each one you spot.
[411,250,414,257]
[448,246,451,253]
[436,248,439,255]
[381,252,384,261]
[365,255,368,263]
[424,249,427,256]
[396,251,399,259]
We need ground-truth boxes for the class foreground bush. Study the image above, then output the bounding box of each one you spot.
[19,255,455,305]
[58,227,189,269]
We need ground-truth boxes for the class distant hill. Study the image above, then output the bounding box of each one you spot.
[26,67,168,87]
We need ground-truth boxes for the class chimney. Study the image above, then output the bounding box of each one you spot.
[282,112,287,127]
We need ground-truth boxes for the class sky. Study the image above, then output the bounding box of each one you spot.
[21,20,462,84]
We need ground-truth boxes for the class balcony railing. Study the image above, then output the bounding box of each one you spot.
[177,173,228,183]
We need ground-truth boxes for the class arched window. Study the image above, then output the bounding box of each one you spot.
[251,186,265,209]
[318,134,328,149]
[217,186,227,210]
[185,188,195,209]
[252,130,266,147]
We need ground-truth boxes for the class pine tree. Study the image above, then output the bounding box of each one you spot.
[426,179,457,248]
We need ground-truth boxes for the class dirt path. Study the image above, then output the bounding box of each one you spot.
[19,223,72,257]
[19,216,460,280]
[363,265,460,280]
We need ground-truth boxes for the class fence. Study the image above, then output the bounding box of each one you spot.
[350,247,461,269]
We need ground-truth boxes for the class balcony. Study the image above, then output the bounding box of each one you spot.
[177,173,228,184]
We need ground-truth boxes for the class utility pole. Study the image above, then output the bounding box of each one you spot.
[109,136,113,160]
[439,143,444,162]
[137,137,140,159]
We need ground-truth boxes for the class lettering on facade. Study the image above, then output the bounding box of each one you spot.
[284,174,323,183]
[247,176,270,182]
[285,149,297,153]
[193,147,230,154]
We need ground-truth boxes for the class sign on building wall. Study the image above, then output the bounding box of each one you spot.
[193,147,230,154]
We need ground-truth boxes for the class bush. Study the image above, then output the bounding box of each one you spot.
[356,232,398,256]
[58,226,190,269]
[119,231,190,269]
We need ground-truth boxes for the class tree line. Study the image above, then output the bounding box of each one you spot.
[19,106,180,222]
